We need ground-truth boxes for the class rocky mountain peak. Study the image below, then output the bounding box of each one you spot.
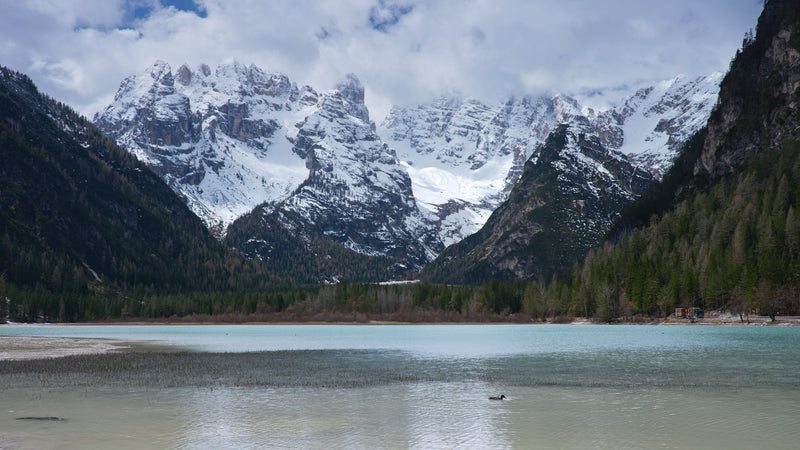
[551,94,581,118]
[378,75,718,248]
[332,73,370,123]
[176,63,192,86]
[96,61,439,278]
[148,60,172,83]
[95,61,315,232]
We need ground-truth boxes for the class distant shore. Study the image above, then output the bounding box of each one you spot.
[2,310,799,361]
[7,308,798,327]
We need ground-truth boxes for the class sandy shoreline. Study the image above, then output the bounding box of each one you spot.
[0,336,131,361]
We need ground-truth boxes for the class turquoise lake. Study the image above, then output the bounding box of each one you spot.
[1,324,799,448]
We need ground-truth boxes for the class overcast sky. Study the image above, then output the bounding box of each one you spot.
[1,0,764,120]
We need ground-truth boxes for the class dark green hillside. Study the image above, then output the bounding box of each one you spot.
[225,204,413,283]
[421,128,583,284]
[572,140,800,320]
[0,66,273,321]
[564,0,800,320]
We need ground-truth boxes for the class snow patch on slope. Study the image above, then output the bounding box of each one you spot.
[379,74,721,246]
[95,61,316,232]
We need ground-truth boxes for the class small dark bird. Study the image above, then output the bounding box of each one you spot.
[489,395,506,400]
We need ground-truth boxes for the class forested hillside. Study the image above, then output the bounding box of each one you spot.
[542,0,800,320]
[568,141,800,320]
[0,66,278,321]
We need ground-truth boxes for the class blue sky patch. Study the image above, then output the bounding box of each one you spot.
[369,1,413,33]
[125,0,207,25]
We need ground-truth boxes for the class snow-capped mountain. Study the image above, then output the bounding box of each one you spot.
[262,74,441,266]
[95,61,317,234]
[95,61,440,274]
[380,95,584,247]
[614,73,723,175]
[421,120,655,283]
[379,73,722,247]
[96,61,720,281]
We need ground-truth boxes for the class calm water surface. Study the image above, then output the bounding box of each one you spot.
[1,324,799,449]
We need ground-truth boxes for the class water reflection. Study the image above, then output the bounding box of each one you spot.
[407,382,512,449]
[168,382,513,449]
[3,326,800,448]
[6,384,799,449]
[0,382,800,449]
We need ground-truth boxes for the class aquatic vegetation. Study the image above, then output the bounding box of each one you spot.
[3,344,799,391]
[0,350,456,389]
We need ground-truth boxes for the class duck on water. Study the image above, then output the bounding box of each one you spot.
[489,395,506,400]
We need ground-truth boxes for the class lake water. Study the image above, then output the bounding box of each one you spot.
[1,324,800,449]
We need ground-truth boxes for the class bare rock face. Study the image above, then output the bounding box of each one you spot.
[95,61,313,233]
[697,3,800,179]
[267,74,443,268]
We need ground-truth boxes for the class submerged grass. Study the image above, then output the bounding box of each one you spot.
[2,346,799,391]
[0,350,472,389]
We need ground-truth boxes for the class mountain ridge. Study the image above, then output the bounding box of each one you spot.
[420,120,654,283]
[96,61,722,282]
[379,73,721,247]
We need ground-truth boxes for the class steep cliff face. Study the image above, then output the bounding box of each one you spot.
[614,74,723,176]
[697,0,800,179]
[239,75,442,269]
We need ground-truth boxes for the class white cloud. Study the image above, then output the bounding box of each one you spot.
[521,70,556,93]
[25,0,125,28]
[0,0,764,119]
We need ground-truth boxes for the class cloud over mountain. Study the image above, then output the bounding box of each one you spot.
[0,0,761,120]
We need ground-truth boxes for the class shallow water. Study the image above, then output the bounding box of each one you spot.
[2,324,799,449]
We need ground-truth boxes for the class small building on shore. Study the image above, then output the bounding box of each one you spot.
[675,307,704,319]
